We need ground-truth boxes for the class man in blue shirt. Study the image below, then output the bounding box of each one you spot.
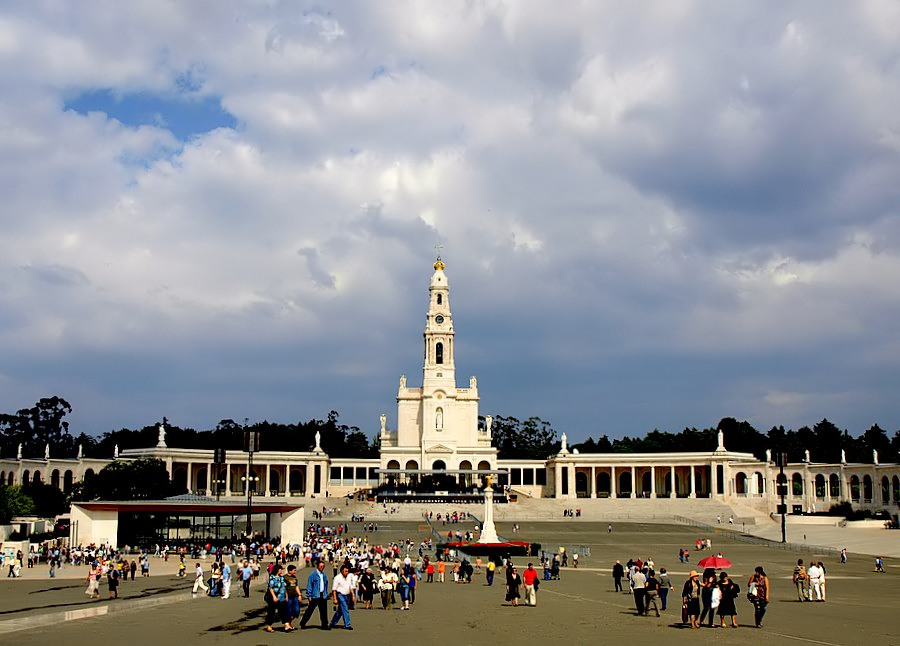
[239,561,253,598]
[299,559,331,630]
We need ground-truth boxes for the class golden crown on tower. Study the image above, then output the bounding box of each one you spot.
[433,256,445,271]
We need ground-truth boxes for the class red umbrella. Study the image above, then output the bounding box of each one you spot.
[697,555,733,569]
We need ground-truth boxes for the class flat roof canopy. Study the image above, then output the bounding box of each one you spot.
[74,500,303,514]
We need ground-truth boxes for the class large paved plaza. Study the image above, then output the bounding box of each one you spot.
[1,521,897,646]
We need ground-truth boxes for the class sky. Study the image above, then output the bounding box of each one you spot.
[1,1,899,446]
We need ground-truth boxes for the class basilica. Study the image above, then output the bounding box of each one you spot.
[3,258,899,527]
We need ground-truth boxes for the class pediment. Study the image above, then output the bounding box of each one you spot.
[426,444,455,454]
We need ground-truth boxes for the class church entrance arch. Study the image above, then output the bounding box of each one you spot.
[575,471,588,498]
[596,472,611,497]
[618,472,632,497]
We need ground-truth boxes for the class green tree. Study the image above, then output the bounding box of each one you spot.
[0,484,35,523]
[74,458,176,501]
[490,415,558,460]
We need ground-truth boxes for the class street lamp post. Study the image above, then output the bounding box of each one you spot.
[213,448,226,502]
[243,427,260,541]
[775,451,788,543]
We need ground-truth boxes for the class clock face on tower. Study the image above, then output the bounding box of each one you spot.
[435,315,444,324]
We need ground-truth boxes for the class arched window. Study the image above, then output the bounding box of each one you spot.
[435,407,443,430]
[64,470,74,493]
[22,470,30,485]
[51,469,61,490]
[436,294,442,305]
[791,472,803,496]
[435,342,444,364]
[755,472,765,495]
[432,460,446,471]
[829,473,840,498]
[850,475,860,501]
[735,472,747,495]
[881,476,890,503]
[863,475,873,501]
[893,475,900,502]
[814,474,826,498]
[32,471,42,485]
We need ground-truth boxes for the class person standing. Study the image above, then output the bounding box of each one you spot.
[486,559,496,586]
[522,563,539,606]
[300,560,331,630]
[699,568,717,627]
[330,563,355,629]
[716,572,739,628]
[359,568,376,609]
[817,561,827,601]
[658,567,672,610]
[807,561,822,601]
[239,560,253,597]
[221,561,232,599]
[631,567,647,615]
[792,559,808,600]
[681,570,702,629]
[107,566,120,599]
[612,560,625,592]
[85,561,102,599]
[748,566,770,628]
[840,548,847,564]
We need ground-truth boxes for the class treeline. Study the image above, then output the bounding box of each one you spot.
[0,398,377,460]
[2,397,899,465]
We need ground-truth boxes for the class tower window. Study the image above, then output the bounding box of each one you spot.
[437,294,442,305]
[436,342,444,364]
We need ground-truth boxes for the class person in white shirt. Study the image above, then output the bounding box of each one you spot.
[807,562,822,601]
[330,564,356,629]
[192,563,209,595]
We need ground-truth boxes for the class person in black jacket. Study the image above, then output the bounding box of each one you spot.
[612,560,625,592]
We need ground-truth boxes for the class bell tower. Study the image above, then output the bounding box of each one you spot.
[423,256,455,389]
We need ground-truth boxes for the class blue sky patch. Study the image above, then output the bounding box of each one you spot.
[64,89,238,141]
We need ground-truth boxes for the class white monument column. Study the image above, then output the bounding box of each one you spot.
[670,466,676,498]
[650,466,656,498]
[630,466,636,498]
[589,467,596,499]
[225,464,232,496]
[689,466,696,498]
[611,466,617,497]
[478,477,501,543]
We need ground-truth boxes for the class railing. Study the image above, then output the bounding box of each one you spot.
[671,515,841,556]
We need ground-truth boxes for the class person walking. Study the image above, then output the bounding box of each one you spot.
[505,566,522,606]
[699,568,717,627]
[192,562,209,596]
[263,563,291,633]
[522,563,539,606]
[612,560,625,592]
[748,566,770,628]
[300,560,331,630]
[284,564,301,624]
[644,570,661,617]
[330,563,355,629]
[221,561,232,599]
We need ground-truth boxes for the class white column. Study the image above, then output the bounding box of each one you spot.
[206,462,212,494]
[567,465,576,500]
[265,464,272,497]
[187,461,193,492]
[590,467,596,499]
[670,466,676,498]
[630,466,636,498]
[650,466,656,498]
[554,463,563,499]
[611,466,617,498]
[711,462,718,498]
[225,464,231,496]
[306,463,315,497]
[689,465,696,498]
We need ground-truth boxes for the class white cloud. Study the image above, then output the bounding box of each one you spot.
[0,1,898,439]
